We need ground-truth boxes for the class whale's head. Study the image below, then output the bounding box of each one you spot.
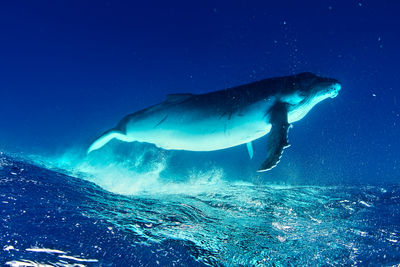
[284,72,341,123]
[295,72,341,101]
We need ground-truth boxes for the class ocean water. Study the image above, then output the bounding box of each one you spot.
[1,153,399,266]
[1,1,400,266]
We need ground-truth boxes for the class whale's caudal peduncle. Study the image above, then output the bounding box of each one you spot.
[88,72,341,172]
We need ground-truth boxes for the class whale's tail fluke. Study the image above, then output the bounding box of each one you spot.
[87,129,129,154]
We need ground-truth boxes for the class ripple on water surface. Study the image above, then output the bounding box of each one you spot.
[1,156,400,266]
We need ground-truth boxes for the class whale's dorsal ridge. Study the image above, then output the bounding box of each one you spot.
[165,93,194,102]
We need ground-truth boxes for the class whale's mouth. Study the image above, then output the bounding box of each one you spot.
[330,83,341,98]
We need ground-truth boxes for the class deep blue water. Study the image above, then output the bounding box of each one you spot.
[0,155,204,266]
[1,0,400,266]
[1,155,400,266]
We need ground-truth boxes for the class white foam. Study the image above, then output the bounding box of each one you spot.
[26,247,65,254]
[5,260,54,267]
[3,245,16,251]
[32,145,234,196]
[58,255,98,262]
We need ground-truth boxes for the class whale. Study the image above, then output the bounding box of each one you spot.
[88,72,341,172]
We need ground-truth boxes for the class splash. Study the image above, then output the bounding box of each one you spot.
[31,142,230,196]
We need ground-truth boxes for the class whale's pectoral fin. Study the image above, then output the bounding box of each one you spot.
[258,102,291,172]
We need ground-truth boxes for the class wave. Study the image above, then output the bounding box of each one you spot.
[1,151,400,266]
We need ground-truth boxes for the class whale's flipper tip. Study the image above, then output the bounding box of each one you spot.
[257,154,282,172]
[87,129,128,155]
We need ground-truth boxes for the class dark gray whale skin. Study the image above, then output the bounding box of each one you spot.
[120,72,339,125]
[89,72,341,172]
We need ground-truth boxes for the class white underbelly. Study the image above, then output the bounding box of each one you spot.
[126,101,273,151]
[154,121,270,151]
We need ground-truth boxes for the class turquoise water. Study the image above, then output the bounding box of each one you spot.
[1,155,399,266]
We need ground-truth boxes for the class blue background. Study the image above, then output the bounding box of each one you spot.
[0,0,399,184]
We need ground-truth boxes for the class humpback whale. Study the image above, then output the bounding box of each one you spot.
[88,72,341,172]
